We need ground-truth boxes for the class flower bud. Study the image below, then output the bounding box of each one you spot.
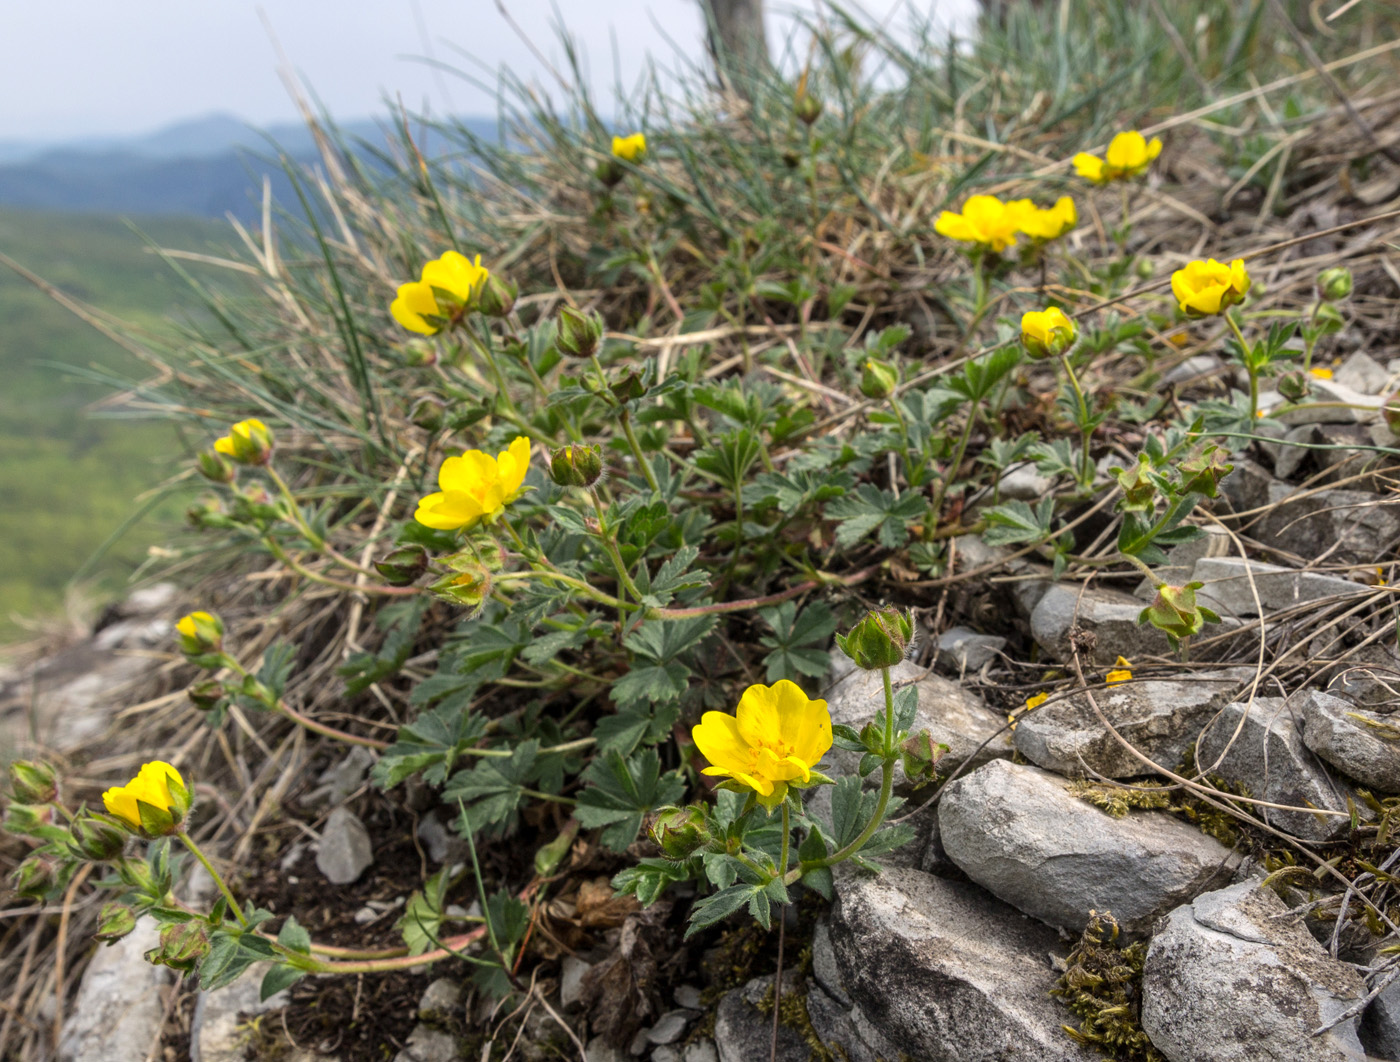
[10,760,58,805]
[1277,371,1311,402]
[118,858,157,894]
[649,805,712,861]
[1318,266,1353,302]
[1115,455,1157,512]
[12,856,57,900]
[1139,582,1218,645]
[430,564,493,611]
[859,358,898,400]
[187,678,226,713]
[836,607,915,671]
[213,418,274,466]
[595,159,624,188]
[556,306,605,359]
[900,730,949,786]
[794,93,823,126]
[175,611,224,657]
[477,273,518,318]
[409,395,446,432]
[1385,396,1400,437]
[74,815,128,861]
[147,920,210,973]
[401,339,439,367]
[1020,307,1077,360]
[374,544,430,587]
[197,449,237,485]
[96,902,138,944]
[1177,446,1232,499]
[549,444,605,488]
[187,497,235,531]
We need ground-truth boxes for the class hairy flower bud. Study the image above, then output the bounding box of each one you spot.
[794,92,823,126]
[556,306,605,359]
[1115,455,1157,512]
[549,444,605,488]
[1318,266,1353,302]
[197,449,237,485]
[10,760,58,805]
[409,395,446,432]
[213,418,274,466]
[95,902,138,944]
[176,610,224,657]
[74,814,128,861]
[1277,371,1311,402]
[859,358,898,401]
[595,158,624,188]
[187,678,226,713]
[147,920,210,973]
[649,805,712,861]
[12,856,57,900]
[1020,307,1077,360]
[477,272,518,318]
[375,544,431,587]
[401,339,439,367]
[430,563,493,611]
[1385,396,1400,437]
[1177,446,1232,499]
[1139,581,1219,645]
[836,607,915,671]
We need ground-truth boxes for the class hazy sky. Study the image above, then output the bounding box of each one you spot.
[0,0,975,142]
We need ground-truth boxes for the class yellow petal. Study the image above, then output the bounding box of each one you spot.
[438,450,498,494]
[1073,153,1106,182]
[934,211,978,243]
[735,683,781,750]
[497,436,532,496]
[391,281,441,335]
[103,785,141,828]
[693,711,752,775]
[415,490,486,530]
[1106,131,1146,171]
[771,679,831,766]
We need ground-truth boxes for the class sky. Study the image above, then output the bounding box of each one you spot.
[0,0,976,143]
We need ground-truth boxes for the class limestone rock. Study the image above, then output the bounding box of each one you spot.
[393,1024,461,1062]
[939,760,1239,934]
[935,626,1007,675]
[829,865,1097,1061]
[316,806,374,884]
[416,978,461,1024]
[1013,669,1249,779]
[561,955,591,1011]
[1360,977,1400,1062]
[824,660,1010,782]
[1190,556,1364,618]
[1335,351,1391,395]
[1141,880,1368,1061]
[190,963,293,1062]
[1198,697,1359,842]
[58,918,171,1062]
[712,976,809,1062]
[1300,690,1400,793]
[1256,484,1400,564]
[1029,583,1171,665]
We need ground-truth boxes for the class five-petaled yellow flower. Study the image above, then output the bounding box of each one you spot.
[692,680,832,808]
[935,195,1028,253]
[213,419,273,465]
[1073,131,1162,184]
[1020,307,1077,359]
[1171,258,1251,317]
[415,437,532,531]
[612,133,647,162]
[391,251,491,336]
[1106,656,1133,685]
[1015,196,1077,241]
[103,760,187,834]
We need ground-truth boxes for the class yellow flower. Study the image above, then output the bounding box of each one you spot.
[935,195,1030,253]
[414,437,532,531]
[1020,307,1077,359]
[1016,196,1077,241]
[1309,367,1333,380]
[213,419,273,465]
[391,251,491,335]
[1025,691,1049,711]
[692,680,832,807]
[1105,656,1133,685]
[175,610,224,656]
[1073,131,1162,184]
[1171,258,1251,317]
[612,133,647,162]
[102,760,189,835]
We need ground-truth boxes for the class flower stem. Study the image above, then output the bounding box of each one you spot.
[1224,312,1258,421]
[176,830,247,928]
[262,537,418,597]
[1058,352,1095,489]
[778,800,791,880]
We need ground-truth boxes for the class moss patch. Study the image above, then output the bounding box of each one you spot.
[1051,911,1163,1062]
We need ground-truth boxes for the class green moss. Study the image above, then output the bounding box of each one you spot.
[1051,911,1163,1062]
[1067,780,1171,818]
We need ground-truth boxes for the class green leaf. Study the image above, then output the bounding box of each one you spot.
[576,749,687,852]
[827,485,927,548]
[372,702,489,789]
[829,776,866,849]
[797,829,832,900]
[613,858,692,906]
[276,915,311,954]
[982,497,1056,546]
[892,684,919,734]
[758,601,838,682]
[398,869,450,956]
[260,963,306,1001]
[685,884,754,938]
[442,742,540,836]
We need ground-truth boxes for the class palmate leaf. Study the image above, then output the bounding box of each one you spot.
[575,748,686,851]
[982,497,1056,546]
[372,702,489,788]
[612,858,692,906]
[758,601,837,682]
[826,484,927,548]
[442,741,540,836]
[397,868,449,956]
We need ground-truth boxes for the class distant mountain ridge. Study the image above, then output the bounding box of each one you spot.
[0,112,499,220]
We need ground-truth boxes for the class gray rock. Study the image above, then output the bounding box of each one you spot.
[1132,526,1231,600]
[316,806,374,884]
[672,984,702,1010]
[1163,353,1223,385]
[118,582,180,615]
[1336,351,1391,395]
[561,955,591,1011]
[1013,669,1249,779]
[1198,697,1360,841]
[1190,556,1366,618]
[393,1024,460,1062]
[1360,976,1400,1061]
[190,963,294,1062]
[416,811,465,865]
[417,978,461,1024]
[810,921,850,1007]
[825,660,1010,782]
[1257,484,1400,564]
[1220,456,1276,513]
[585,1038,627,1062]
[681,1040,718,1062]
[1141,880,1368,1061]
[58,918,171,1062]
[713,976,809,1062]
[939,760,1238,935]
[804,985,898,1062]
[1277,376,1381,425]
[1029,583,1171,665]
[997,462,1056,501]
[650,1048,679,1062]
[646,1010,692,1044]
[935,626,1006,675]
[829,866,1097,1061]
[1301,691,1400,793]
[1267,422,1323,481]
[302,747,376,808]
[92,616,173,651]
